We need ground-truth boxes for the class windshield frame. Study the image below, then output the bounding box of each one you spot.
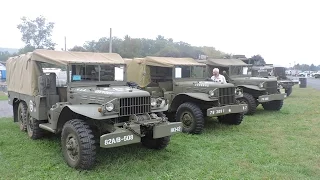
[67,63,126,86]
[173,65,206,80]
[229,65,253,77]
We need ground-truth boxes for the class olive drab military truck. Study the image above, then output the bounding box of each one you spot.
[250,65,299,96]
[126,56,247,134]
[201,58,286,115]
[6,50,182,170]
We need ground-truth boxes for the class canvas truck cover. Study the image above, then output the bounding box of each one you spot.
[6,52,42,96]
[6,49,125,96]
[31,49,125,65]
[206,58,250,67]
[126,56,205,87]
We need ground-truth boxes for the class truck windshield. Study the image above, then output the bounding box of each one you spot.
[174,66,205,79]
[230,66,252,76]
[71,64,124,82]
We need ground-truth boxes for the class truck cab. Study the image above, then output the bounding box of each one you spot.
[6,50,182,169]
[126,56,247,134]
[200,58,287,115]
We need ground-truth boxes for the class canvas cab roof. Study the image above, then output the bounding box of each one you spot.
[8,49,125,66]
[6,49,125,96]
[206,58,251,67]
[135,56,206,67]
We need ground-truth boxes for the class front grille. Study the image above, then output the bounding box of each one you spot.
[119,97,151,116]
[265,81,278,94]
[219,87,236,105]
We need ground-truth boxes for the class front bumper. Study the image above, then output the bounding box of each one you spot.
[207,104,248,117]
[100,121,182,148]
[279,81,295,88]
[292,80,300,84]
[258,93,286,103]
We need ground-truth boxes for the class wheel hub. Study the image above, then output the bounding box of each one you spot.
[66,135,79,161]
[28,115,34,132]
[181,112,193,127]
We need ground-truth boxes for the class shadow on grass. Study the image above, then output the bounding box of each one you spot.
[24,128,179,170]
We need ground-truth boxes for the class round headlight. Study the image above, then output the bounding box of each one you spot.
[209,90,215,96]
[151,98,157,106]
[105,102,114,112]
[259,82,264,88]
[235,88,242,95]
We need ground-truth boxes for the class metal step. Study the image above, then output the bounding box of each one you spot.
[39,123,56,133]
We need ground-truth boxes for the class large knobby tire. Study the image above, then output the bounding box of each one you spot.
[262,100,284,111]
[26,113,45,139]
[17,101,28,132]
[238,93,257,115]
[285,87,292,96]
[218,113,244,125]
[176,102,204,134]
[61,119,96,170]
[141,135,170,150]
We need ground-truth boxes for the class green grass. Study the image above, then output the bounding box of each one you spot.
[1,87,320,179]
[0,92,7,100]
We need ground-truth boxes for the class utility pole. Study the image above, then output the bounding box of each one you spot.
[64,36,67,51]
[109,28,112,53]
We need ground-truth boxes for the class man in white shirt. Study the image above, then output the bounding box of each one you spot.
[211,68,227,83]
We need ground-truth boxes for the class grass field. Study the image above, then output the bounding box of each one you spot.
[0,91,7,100]
[0,87,320,179]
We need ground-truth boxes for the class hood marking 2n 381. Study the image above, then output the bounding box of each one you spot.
[76,88,88,92]
[194,82,210,87]
[103,87,132,91]
[95,90,113,95]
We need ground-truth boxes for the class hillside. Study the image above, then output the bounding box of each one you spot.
[0,48,18,54]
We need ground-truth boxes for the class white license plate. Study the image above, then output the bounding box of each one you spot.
[209,108,228,115]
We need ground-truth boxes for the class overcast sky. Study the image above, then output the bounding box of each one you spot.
[1,0,319,67]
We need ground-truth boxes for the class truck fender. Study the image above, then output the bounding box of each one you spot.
[169,93,217,112]
[238,85,264,91]
[61,104,118,120]
[177,93,216,102]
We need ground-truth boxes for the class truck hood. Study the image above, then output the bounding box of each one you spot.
[175,81,234,88]
[232,77,277,84]
[71,86,150,99]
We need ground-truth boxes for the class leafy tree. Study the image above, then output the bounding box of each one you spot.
[310,64,316,71]
[156,45,180,57]
[18,44,36,54]
[69,46,87,52]
[247,54,266,65]
[70,35,228,59]
[0,51,11,61]
[17,15,56,51]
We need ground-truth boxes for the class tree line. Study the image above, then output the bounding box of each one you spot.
[69,35,229,59]
[1,15,319,72]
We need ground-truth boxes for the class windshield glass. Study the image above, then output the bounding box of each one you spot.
[174,66,205,78]
[71,64,124,82]
[230,66,252,76]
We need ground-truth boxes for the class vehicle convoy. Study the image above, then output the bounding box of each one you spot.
[200,58,286,115]
[6,50,182,170]
[126,56,247,134]
[250,65,299,96]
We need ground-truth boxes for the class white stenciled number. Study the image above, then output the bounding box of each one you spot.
[105,135,134,145]
[171,126,181,133]
[216,109,224,114]
[124,135,134,141]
